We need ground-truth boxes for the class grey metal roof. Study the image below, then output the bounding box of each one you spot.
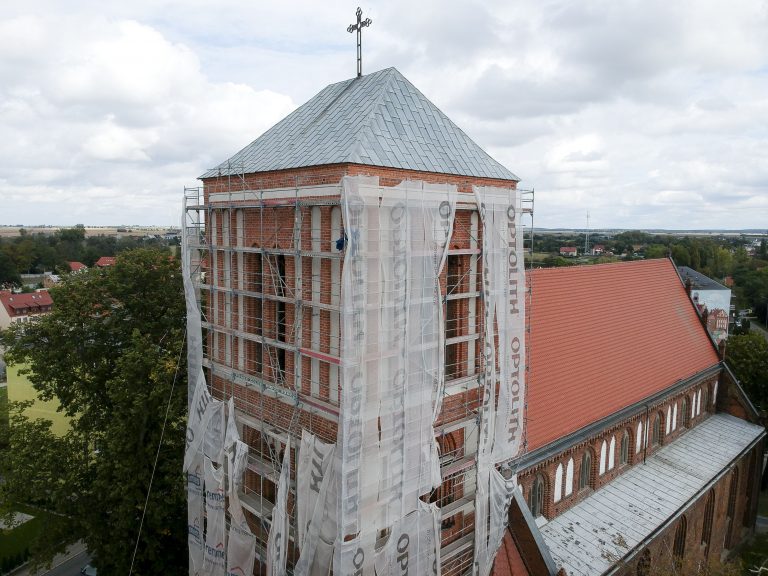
[539,413,764,576]
[678,266,729,291]
[201,67,518,181]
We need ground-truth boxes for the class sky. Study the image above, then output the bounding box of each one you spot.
[1,0,767,230]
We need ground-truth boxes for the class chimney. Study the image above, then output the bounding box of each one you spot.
[684,277,692,297]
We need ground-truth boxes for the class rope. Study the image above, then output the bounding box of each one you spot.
[128,328,187,575]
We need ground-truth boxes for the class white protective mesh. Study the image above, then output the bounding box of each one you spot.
[334,176,456,575]
[203,457,226,575]
[266,439,291,575]
[472,186,526,576]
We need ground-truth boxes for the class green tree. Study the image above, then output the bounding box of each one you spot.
[0,248,187,574]
[0,249,21,284]
[644,244,668,259]
[671,244,690,267]
[725,333,768,411]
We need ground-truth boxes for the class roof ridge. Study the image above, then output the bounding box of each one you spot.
[294,78,356,143]
[346,68,399,164]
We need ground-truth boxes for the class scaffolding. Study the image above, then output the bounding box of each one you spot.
[184,174,535,575]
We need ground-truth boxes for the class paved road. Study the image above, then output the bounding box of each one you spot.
[37,550,90,576]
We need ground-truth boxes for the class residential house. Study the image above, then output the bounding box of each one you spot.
[0,290,54,330]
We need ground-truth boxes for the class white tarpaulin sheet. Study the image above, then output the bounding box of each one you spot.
[297,430,336,548]
[472,186,525,576]
[187,451,205,576]
[374,501,441,576]
[294,447,338,576]
[204,457,226,576]
[266,439,291,575]
[336,176,455,575]
[227,440,256,576]
[225,398,256,576]
[204,400,225,465]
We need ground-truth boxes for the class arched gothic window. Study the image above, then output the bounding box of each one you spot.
[725,467,739,549]
[564,458,574,497]
[620,430,630,466]
[652,413,662,446]
[608,436,616,470]
[672,403,678,431]
[599,440,607,475]
[635,421,643,453]
[673,516,687,559]
[554,464,563,503]
[531,474,546,517]
[681,396,690,428]
[579,450,593,490]
[701,490,715,557]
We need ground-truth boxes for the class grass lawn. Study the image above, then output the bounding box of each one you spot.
[0,385,8,448]
[0,504,53,564]
[5,364,70,436]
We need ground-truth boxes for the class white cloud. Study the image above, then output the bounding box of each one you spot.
[0,0,766,229]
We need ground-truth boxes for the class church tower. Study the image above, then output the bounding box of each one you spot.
[184,66,531,575]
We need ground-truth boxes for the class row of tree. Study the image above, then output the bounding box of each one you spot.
[0,225,174,285]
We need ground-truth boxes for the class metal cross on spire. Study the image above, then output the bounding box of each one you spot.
[347,7,372,78]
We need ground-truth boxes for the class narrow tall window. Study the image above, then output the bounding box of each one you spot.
[531,474,545,517]
[608,436,616,470]
[565,458,574,497]
[599,440,607,475]
[725,468,739,549]
[673,516,687,559]
[620,431,630,465]
[635,421,643,454]
[681,396,690,428]
[579,451,592,490]
[672,403,678,431]
[652,413,661,446]
[744,452,757,528]
[666,405,672,435]
[701,490,715,557]
[554,464,563,503]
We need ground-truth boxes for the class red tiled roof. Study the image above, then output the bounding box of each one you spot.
[67,261,87,272]
[0,291,54,317]
[526,259,719,451]
[492,532,530,576]
[95,256,116,267]
[560,247,577,252]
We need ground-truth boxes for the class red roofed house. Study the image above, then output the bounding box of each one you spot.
[67,261,87,272]
[492,259,764,576]
[95,256,116,268]
[559,246,577,257]
[0,290,54,330]
[590,244,605,256]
